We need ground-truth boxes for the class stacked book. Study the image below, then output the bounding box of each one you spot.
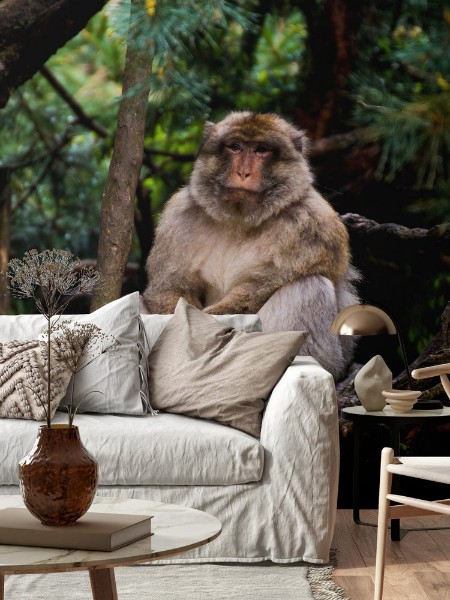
[0,508,153,551]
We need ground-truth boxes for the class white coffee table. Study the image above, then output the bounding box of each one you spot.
[0,496,221,600]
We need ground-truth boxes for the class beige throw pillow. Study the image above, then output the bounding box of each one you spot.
[148,298,308,437]
[0,340,73,420]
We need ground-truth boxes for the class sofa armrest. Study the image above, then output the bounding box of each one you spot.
[261,355,338,450]
[260,355,339,556]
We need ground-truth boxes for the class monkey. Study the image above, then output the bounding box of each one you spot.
[143,111,359,379]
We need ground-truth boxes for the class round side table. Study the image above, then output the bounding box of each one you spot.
[342,405,450,540]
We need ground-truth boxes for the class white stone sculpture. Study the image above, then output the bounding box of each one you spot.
[355,355,392,411]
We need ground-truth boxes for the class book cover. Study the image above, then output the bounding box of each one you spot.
[0,508,153,552]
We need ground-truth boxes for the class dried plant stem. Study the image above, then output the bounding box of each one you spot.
[46,317,51,428]
[67,378,75,428]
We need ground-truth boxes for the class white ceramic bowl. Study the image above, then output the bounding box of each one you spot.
[382,389,422,413]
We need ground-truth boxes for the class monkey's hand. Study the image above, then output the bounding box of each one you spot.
[204,282,279,315]
[142,289,203,314]
[204,303,239,315]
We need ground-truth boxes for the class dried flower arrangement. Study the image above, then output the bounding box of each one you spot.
[51,321,118,426]
[7,249,109,427]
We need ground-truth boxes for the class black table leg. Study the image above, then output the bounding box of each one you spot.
[351,419,403,537]
[352,420,362,524]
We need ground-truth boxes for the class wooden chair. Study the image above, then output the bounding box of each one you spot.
[374,362,450,600]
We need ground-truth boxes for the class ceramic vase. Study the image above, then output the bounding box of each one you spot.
[354,355,392,411]
[19,424,98,526]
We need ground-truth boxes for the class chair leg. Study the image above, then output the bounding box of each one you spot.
[374,447,394,600]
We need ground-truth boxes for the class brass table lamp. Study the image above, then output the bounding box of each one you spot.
[331,303,442,409]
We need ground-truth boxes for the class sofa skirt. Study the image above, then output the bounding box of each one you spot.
[0,476,334,565]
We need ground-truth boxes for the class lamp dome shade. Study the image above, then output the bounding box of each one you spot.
[330,304,397,336]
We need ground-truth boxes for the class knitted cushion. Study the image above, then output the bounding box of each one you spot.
[0,340,74,420]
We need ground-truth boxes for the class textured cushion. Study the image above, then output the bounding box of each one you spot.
[0,411,264,485]
[0,340,73,420]
[148,298,307,437]
[0,293,148,416]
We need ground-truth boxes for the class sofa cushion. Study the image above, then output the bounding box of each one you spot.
[148,298,307,438]
[0,412,264,486]
[0,293,149,416]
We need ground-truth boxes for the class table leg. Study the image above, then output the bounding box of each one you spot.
[89,568,118,600]
[0,573,4,600]
[352,420,362,524]
[389,425,402,541]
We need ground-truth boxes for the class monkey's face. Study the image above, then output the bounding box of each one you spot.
[189,112,314,229]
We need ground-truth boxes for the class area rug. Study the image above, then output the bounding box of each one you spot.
[4,559,350,600]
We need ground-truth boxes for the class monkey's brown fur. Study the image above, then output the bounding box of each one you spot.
[143,111,351,317]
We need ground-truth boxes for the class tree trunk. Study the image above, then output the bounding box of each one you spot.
[134,180,155,292]
[90,0,152,311]
[0,169,11,314]
[296,0,365,137]
[0,0,107,108]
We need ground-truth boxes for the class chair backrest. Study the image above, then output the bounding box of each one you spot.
[412,362,450,400]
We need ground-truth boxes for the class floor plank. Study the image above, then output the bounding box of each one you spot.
[334,574,373,599]
[333,510,450,600]
[415,572,450,599]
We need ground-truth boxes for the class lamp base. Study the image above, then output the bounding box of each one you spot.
[414,398,444,410]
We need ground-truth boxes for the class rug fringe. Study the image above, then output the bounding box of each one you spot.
[307,549,351,600]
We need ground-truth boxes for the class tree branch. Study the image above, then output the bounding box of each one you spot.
[341,213,450,243]
[143,147,196,163]
[40,66,110,138]
[0,0,107,107]
[309,128,368,157]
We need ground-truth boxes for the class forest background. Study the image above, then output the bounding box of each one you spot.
[0,0,449,394]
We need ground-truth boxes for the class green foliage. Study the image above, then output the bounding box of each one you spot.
[238,10,306,113]
[108,0,256,116]
[352,1,450,215]
[0,11,123,260]
[355,89,450,188]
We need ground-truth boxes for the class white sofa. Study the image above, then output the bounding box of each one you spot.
[0,299,339,565]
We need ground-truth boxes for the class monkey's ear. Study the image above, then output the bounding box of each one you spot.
[202,121,216,141]
[291,129,309,155]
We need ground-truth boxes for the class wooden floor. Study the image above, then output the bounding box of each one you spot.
[332,509,450,599]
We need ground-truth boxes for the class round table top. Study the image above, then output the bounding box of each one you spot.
[0,496,222,574]
[342,405,450,422]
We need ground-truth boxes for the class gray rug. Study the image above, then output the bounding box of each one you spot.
[4,561,349,599]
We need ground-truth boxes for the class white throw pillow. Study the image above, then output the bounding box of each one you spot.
[0,293,149,416]
[58,293,149,415]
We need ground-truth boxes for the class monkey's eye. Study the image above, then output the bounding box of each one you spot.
[227,142,242,153]
[255,145,272,155]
